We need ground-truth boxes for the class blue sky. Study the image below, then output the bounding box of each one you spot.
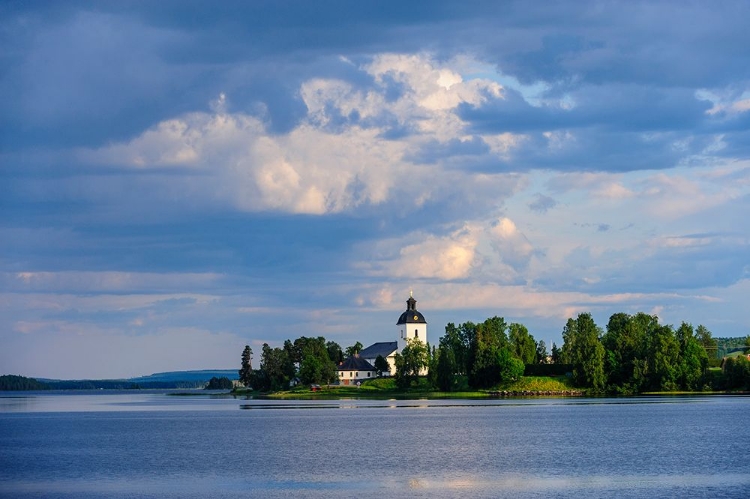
[2,1,749,379]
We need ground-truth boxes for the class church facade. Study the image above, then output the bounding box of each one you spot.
[338,293,428,383]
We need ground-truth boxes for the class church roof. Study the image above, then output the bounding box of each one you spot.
[337,355,376,372]
[396,295,427,325]
[360,341,398,359]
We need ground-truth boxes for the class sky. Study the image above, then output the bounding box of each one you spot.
[2,1,749,379]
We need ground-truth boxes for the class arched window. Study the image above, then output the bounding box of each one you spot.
[415,329,418,338]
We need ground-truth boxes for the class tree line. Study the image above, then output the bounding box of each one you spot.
[556,312,749,393]
[434,311,748,393]
[239,337,349,391]
[239,312,749,393]
[0,375,50,391]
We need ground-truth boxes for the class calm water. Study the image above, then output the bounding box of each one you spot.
[1,392,748,498]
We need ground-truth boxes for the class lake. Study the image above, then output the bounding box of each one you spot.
[1,392,749,498]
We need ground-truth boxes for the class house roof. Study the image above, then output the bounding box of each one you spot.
[360,341,398,359]
[337,355,376,372]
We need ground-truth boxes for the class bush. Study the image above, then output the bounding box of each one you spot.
[723,356,750,390]
[205,377,233,390]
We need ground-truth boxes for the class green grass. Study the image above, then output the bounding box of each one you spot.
[251,375,582,399]
[499,375,576,392]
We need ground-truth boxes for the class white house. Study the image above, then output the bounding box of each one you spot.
[337,355,377,385]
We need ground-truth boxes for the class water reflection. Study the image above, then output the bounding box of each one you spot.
[0,391,728,414]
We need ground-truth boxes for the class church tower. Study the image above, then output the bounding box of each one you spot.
[397,292,427,352]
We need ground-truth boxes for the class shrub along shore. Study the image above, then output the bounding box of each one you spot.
[231,374,747,400]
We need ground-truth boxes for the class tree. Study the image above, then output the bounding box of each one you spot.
[551,342,561,364]
[436,347,456,391]
[723,356,750,390]
[345,341,363,357]
[561,313,605,391]
[299,355,338,385]
[206,377,233,390]
[497,348,525,384]
[298,339,338,385]
[440,322,469,375]
[601,312,655,393]
[394,337,428,389]
[468,316,509,388]
[675,322,709,391]
[252,368,271,392]
[645,324,680,391]
[680,338,708,391]
[426,344,438,388]
[509,323,537,365]
[326,341,343,364]
[536,340,548,364]
[695,325,718,359]
[239,345,254,388]
[260,343,292,390]
[374,355,389,377]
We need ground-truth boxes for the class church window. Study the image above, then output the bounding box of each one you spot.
[415,329,418,338]
[349,372,352,378]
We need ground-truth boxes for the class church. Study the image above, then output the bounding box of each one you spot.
[337,293,428,385]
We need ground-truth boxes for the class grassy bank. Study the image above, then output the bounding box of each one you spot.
[232,375,583,400]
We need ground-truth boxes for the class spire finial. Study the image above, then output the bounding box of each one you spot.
[410,289,413,298]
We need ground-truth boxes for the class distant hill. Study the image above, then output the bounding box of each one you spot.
[129,370,239,383]
[715,337,749,358]
[26,369,239,390]
[0,375,50,391]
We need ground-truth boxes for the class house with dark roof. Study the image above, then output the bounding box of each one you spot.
[337,355,377,385]
[339,292,428,379]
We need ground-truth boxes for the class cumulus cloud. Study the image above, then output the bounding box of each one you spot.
[390,226,480,280]
[74,53,522,217]
[488,217,535,269]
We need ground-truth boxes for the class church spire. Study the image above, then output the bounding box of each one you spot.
[406,293,417,311]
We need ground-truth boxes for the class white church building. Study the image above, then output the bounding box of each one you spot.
[337,293,428,384]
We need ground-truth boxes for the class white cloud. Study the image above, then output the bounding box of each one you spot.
[593,182,635,199]
[365,53,503,111]
[390,225,480,280]
[488,217,535,269]
[636,171,739,220]
[75,53,520,216]
[360,216,538,283]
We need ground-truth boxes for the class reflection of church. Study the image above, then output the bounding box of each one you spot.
[337,293,428,385]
